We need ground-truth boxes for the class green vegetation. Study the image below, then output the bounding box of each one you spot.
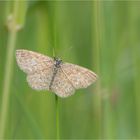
[0,1,140,139]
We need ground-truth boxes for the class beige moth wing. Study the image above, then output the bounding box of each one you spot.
[16,49,53,74]
[60,62,97,89]
[26,67,54,91]
[16,49,54,90]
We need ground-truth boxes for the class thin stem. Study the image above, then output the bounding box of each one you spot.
[129,6,140,137]
[0,27,17,138]
[55,95,60,140]
[53,2,60,139]
[92,0,102,138]
[0,1,27,138]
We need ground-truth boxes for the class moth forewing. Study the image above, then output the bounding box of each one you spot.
[16,49,53,74]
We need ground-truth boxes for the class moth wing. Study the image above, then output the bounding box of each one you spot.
[16,49,53,74]
[51,68,75,98]
[27,66,54,91]
[61,62,97,89]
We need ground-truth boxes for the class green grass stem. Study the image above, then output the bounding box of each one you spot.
[0,1,27,138]
[92,1,102,138]
[0,22,17,139]
[129,6,140,137]
[55,95,60,140]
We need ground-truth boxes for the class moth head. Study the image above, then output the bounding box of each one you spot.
[54,57,62,67]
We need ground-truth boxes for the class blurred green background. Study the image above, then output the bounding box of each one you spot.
[0,1,140,139]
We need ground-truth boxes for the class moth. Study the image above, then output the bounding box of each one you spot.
[16,49,98,98]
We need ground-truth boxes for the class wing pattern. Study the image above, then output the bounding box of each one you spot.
[61,63,97,89]
[16,49,53,74]
[27,67,54,90]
